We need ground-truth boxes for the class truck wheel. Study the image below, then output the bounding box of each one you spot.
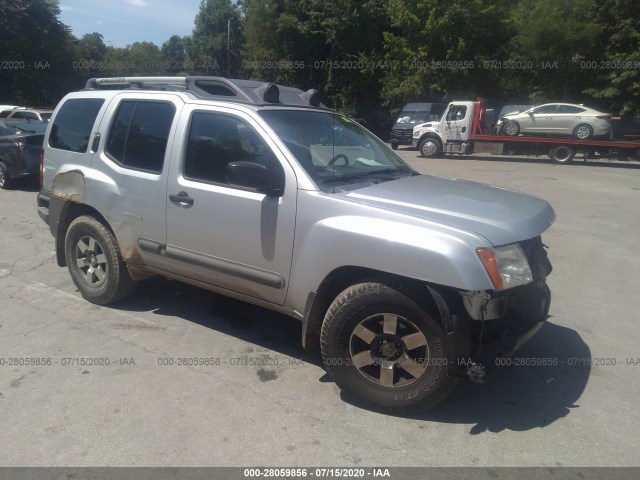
[65,215,137,305]
[0,163,12,190]
[503,121,520,136]
[573,124,593,140]
[549,145,575,164]
[390,141,399,150]
[418,137,442,158]
[320,282,457,412]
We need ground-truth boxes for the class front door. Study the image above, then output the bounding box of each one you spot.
[442,103,472,143]
[521,105,558,133]
[165,106,297,304]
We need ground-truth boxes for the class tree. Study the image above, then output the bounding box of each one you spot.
[507,0,601,103]
[0,0,77,106]
[380,0,513,111]
[161,35,188,75]
[187,0,243,76]
[587,0,640,117]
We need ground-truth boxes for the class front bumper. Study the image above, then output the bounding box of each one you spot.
[461,236,552,355]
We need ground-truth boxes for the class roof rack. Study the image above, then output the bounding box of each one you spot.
[83,76,328,109]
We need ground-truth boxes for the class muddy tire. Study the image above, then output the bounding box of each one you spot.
[64,215,137,305]
[320,282,457,413]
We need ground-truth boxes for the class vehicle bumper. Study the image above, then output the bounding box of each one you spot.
[461,236,552,355]
[411,139,419,148]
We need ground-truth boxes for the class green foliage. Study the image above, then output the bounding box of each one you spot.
[507,0,601,103]
[1,0,639,124]
[586,0,640,117]
[381,0,513,111]
[0,0,76,105]
[187,0,243,76]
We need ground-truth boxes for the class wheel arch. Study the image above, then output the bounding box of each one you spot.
[301,266,458,351]
[52,198,113,267]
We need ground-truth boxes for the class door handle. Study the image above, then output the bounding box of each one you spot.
[91,133,101,153]
[169,191,194,207]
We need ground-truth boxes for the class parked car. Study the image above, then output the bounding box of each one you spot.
[0,105,22,116]
[390,102,446,149]
[0,120,47,189]
[499,103,612,139]
[0,108,53,122]
[38,76,554,412]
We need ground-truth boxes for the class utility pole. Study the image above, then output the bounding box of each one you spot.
[227,19,230,77]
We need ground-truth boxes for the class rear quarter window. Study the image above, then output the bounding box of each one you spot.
[105,100,175,174]
[49,98,105,153]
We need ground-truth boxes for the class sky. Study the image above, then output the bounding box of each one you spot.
[59,0,202,48]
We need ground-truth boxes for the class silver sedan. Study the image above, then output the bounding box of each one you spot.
[500,103,612,139]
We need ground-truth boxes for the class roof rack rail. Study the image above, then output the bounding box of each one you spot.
[83,76,328,109]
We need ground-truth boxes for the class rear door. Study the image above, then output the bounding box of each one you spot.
[165,105,297,305]
[91,93,183,271]
[555,105,587,134]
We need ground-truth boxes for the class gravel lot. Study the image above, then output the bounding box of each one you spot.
[1,150,639,467]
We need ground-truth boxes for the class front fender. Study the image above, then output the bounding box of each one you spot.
[285,192,494,313]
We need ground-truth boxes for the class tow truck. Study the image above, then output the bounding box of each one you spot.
[412,101,640,164]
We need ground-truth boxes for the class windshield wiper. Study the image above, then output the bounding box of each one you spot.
[319,168,413,185]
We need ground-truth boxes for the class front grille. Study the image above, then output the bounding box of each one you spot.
[391,129,413,139]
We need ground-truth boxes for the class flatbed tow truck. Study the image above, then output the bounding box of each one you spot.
[412,101,640,164]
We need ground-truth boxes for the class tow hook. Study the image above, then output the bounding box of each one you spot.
[466,362,486,384]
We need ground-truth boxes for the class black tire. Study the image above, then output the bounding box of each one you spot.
[64,215,137,305]
[573,124,593,140]
[390,141,399,150]
[418,137,442,158]
[0,163,12,190]
[503,120,520,136]
[549,145,575,164]
[320,282,457,413]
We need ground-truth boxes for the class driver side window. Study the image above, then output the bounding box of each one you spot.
[184,112,277,185]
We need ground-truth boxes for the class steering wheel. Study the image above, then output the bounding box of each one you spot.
[326,153,349,168]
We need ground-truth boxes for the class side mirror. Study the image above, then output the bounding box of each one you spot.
[226,161,284,197]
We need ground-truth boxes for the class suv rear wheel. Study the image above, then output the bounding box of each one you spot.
[320,282,456,412]
[65,215,137,305]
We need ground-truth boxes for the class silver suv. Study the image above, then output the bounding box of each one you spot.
[37,76,554,412]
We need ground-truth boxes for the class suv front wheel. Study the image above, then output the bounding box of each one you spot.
[65,215,137,305]
[320,282,456,412]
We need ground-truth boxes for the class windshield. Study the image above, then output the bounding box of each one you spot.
[396,110,430,124]
[259,109,414,190]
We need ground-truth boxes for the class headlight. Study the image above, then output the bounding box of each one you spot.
[477,243,533,290]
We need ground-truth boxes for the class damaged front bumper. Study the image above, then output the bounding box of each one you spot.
[460,236,552,356]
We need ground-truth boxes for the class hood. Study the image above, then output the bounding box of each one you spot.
[338,174,555,246]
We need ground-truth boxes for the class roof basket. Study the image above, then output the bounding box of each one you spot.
[83,76,329,109]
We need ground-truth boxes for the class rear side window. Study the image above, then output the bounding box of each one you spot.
[558,105,586,114]
[12,111,38,120]
[106,100,175,173]
[49,98,105,153]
